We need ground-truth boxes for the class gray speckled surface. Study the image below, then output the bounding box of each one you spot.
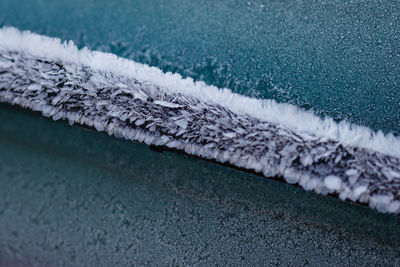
[0,104,400,266]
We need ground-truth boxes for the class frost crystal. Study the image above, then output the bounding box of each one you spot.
[1,27,400,214]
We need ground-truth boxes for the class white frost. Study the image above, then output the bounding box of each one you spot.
[0,26,399,159]
[324,175,342,192]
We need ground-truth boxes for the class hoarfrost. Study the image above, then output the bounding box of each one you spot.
[1,27,400,214]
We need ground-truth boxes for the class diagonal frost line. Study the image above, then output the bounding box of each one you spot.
[1,28,400,214]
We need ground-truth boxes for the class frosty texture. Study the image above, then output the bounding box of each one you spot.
[1,27,400,214]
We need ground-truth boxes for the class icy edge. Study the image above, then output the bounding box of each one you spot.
[0,26,399,158]
[2,37,400,214]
